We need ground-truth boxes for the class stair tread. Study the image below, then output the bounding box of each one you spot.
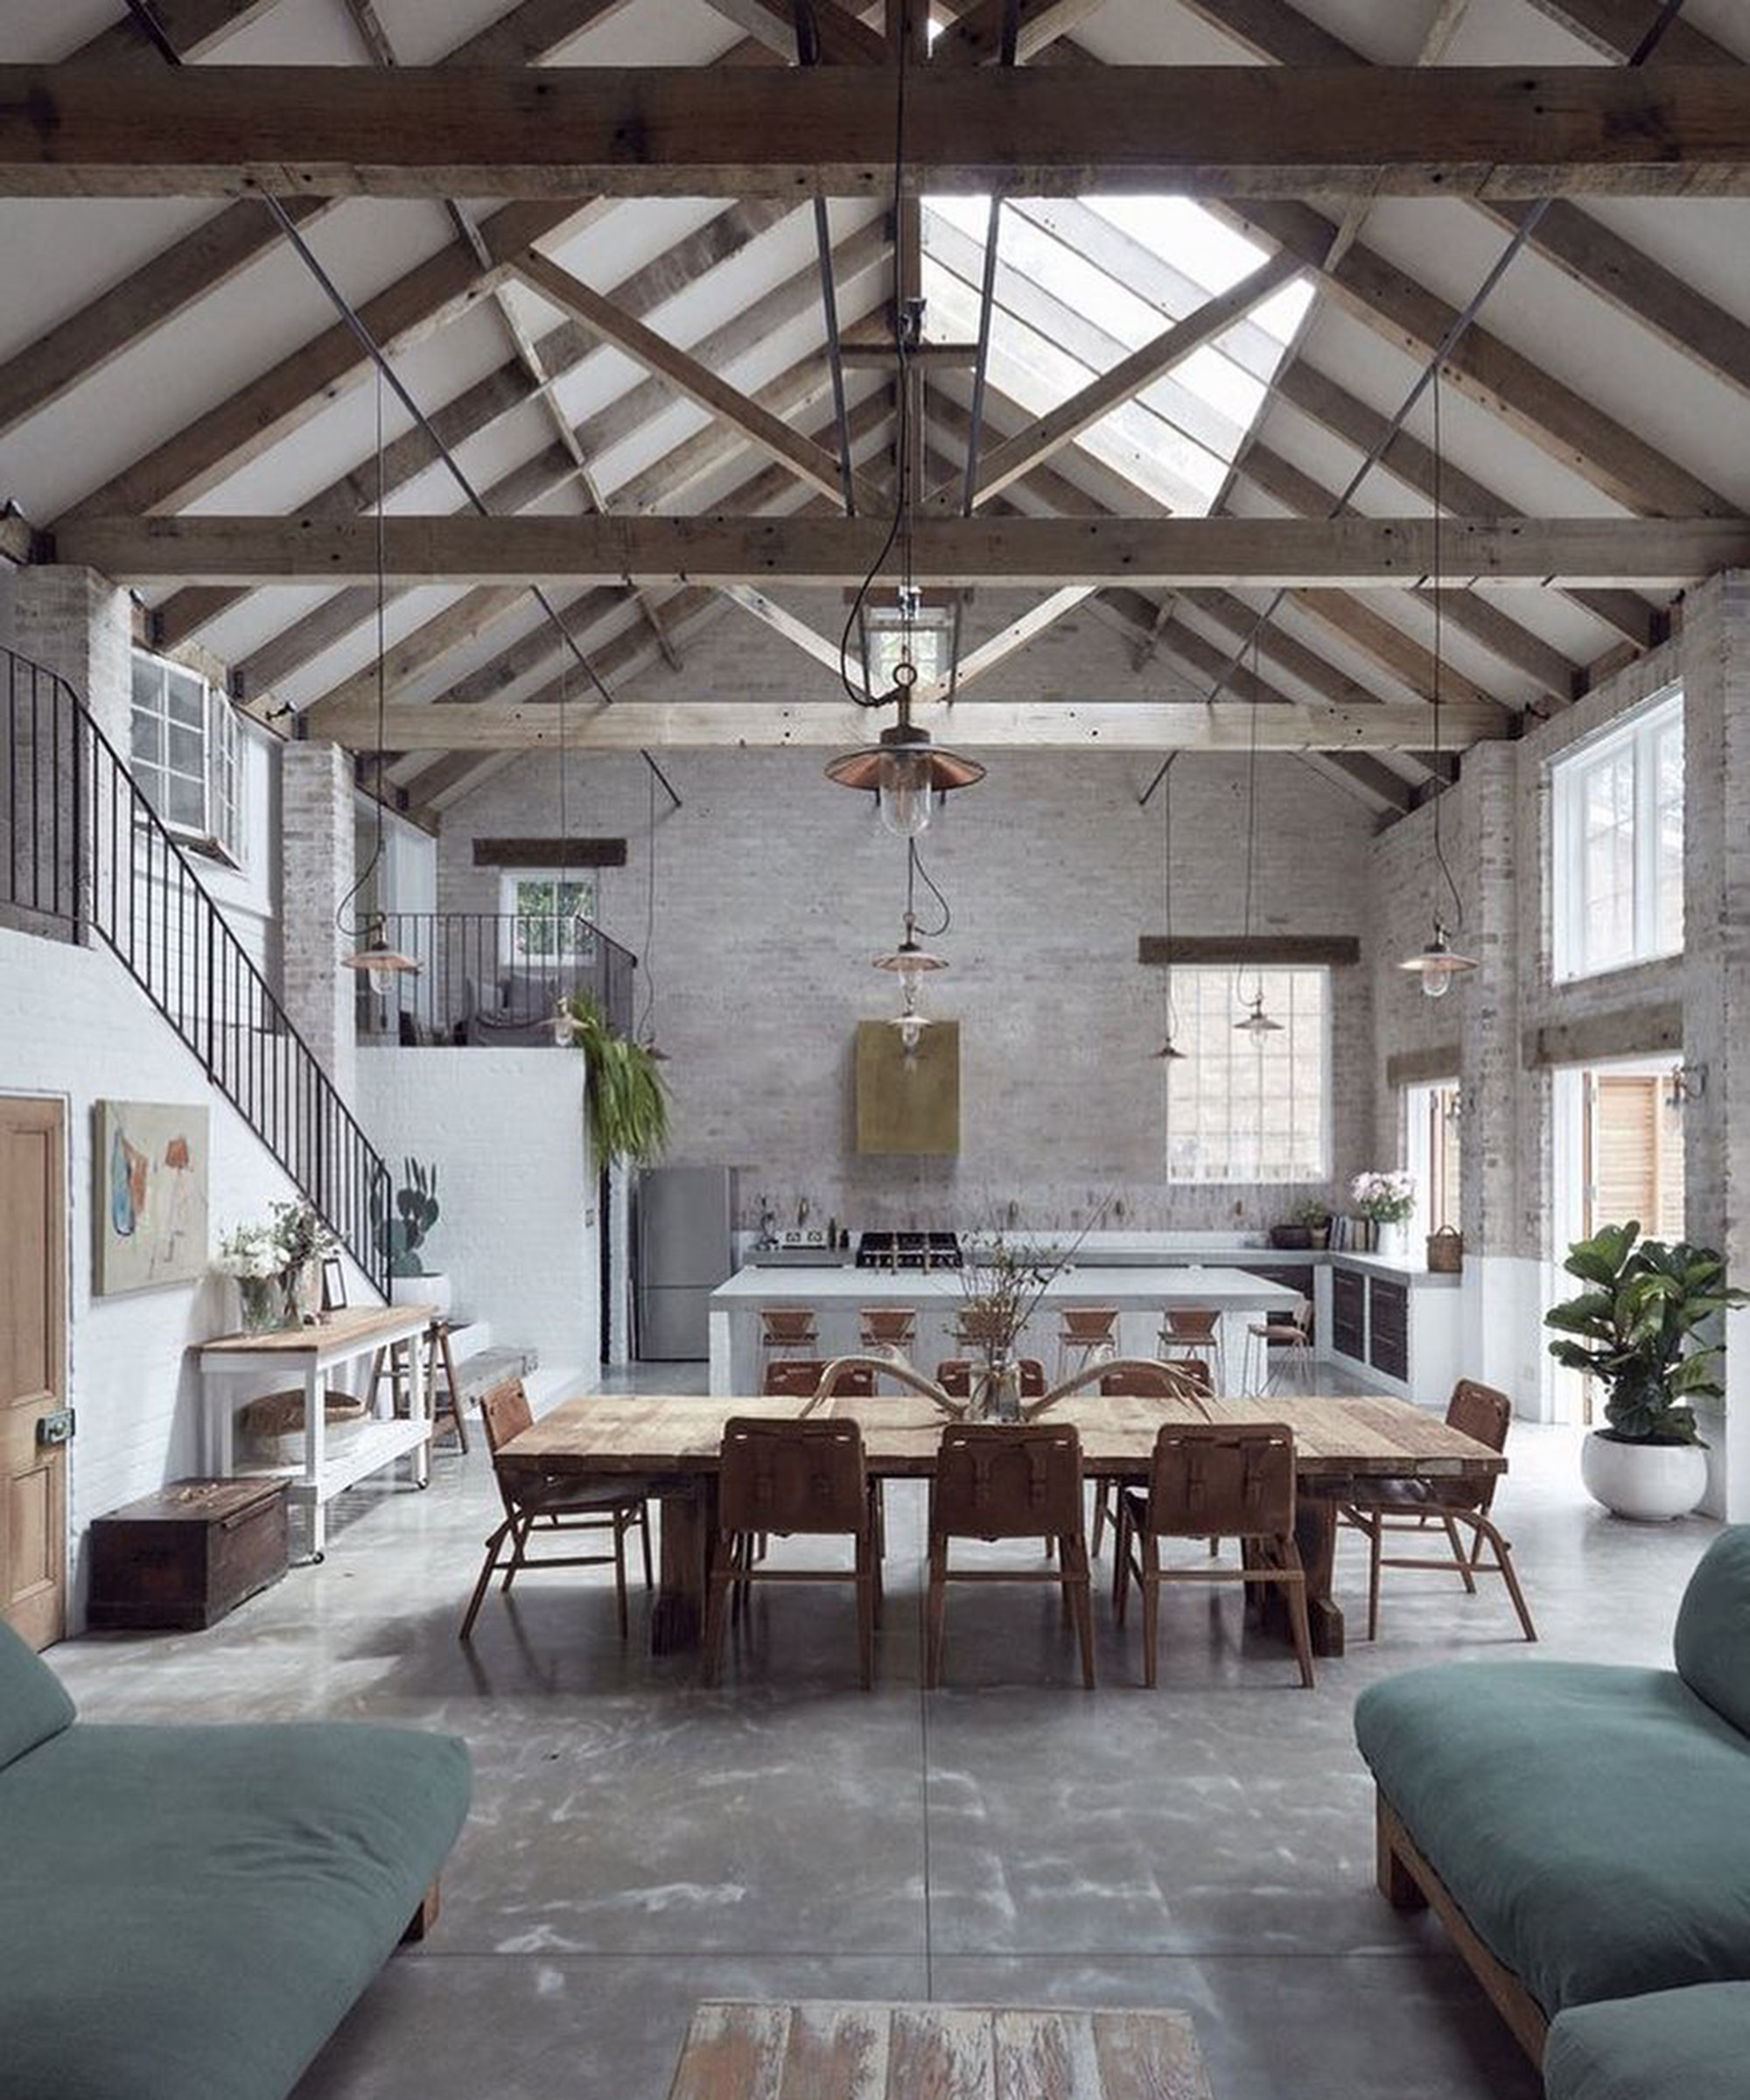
[452,1344,541,1398]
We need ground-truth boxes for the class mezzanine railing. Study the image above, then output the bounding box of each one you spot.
[355,909,636,1046]
[1,644,392,1296]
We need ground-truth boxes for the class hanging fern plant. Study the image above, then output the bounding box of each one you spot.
[559,991,670,1168]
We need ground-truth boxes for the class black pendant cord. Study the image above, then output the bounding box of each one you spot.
[638,759,662,1046]
[1239,623,1264,1007]
[906,837,952,940]
[1160,753,1180,1041]
[1429,369,1466,930]
[334,362,390,942]
[838,7,915,712]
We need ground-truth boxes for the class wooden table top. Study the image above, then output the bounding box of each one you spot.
[500,1390,1505,1482]
[199,1303,436,1359]
[667,2001,1211,2100]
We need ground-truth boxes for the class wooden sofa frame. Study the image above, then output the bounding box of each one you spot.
[1376,1786,1550,2065]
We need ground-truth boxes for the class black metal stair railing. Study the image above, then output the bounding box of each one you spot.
[356,909,638,1046]
[1,644,392,1296]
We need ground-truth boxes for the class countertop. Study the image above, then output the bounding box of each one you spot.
[711,1264,1304,1310]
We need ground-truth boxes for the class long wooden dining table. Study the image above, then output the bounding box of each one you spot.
[496,1390,1507,1660]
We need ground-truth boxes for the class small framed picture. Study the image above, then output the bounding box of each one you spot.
[318,1256,348,1315]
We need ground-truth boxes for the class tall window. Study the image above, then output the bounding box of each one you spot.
[1552,691,1683,980]
[499,872,597,964]
[1407,1081,1463,1239]
[1165,967,1329,1183]
[130,650,242,862]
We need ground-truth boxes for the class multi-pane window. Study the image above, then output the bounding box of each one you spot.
[1165,967,1329,1183]
[130,650,242,861]
[500,873,597,964]
[1552,691,1684,980]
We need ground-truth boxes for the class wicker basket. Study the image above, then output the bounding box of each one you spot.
[1426,1226,1464,1274]
[240,1388,370,1467]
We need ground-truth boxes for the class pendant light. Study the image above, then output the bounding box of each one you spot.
[636,760,669,1061]
[872,840,949,1054]
[340,362,420,993]
[1234,624,1281,1037]
[1400,368,1479,1000]
[1152,756,1185,1062]
[550,655,580,1046]
[825,30,983,836]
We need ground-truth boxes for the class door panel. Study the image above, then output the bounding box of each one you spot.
[1,1097,67,1648]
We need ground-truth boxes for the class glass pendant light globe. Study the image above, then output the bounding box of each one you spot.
[1400,921,1478,1001]
[877,746,936,839]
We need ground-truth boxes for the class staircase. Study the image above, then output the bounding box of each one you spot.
[1,644,391,1295]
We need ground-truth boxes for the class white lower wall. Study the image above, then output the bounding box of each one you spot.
[354,1049,599,1381]
[0,924,319,1628]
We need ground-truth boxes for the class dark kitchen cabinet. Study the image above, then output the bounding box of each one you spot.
[1331,1266,1367,1361]
[1368,1277,1410,1383]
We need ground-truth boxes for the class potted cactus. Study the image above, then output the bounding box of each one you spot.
[384,1157,452,1315]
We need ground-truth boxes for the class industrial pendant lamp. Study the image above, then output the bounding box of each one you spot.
[550,658,581,1046]
[872,841,949,1054]
[1234,625,1281,1038]
[1152,755,1185,1062]
[825,31,983,838]
[340,365,420,994]
[1399,369,1478,1001]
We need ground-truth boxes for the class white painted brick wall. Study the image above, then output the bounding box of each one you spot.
[0,922,337,1627]
[354,1049,598,1377]
[280,739,356,1096]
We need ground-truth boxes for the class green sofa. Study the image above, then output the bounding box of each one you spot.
[0,1622,471,2100]
[1354,1526,1750,2096]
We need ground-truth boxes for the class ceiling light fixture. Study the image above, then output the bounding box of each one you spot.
[1234,622,1280,1038]
[824,29,984,837]
[872,839,951,1055]
[1152,754,1185,1062]
[1400,368,1479,1001]
[637,760,669,1061]
[339,363,420,994]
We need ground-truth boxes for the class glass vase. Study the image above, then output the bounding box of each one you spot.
[970,1358,1022,1424]
[237,1275,281,1334]
[279,1262,318,1327]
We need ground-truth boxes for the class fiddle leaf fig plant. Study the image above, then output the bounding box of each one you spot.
[1545,1221,1748,1446]
[559,991,669,1168]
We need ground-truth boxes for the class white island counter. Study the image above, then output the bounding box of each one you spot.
[707,1264,1301,1396]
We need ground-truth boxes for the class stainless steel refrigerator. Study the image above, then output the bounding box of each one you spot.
[634,1166,737,1360]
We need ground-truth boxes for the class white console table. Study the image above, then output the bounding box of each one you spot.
[198,1304,435,1560]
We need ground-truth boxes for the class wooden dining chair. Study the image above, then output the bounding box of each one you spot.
[1088,1358,1213,1557]
[1113,1420,1315,1690]
[761,1360,876,1400]
[1340,1378,1536,1642]
[704,1417,880,1690]
[927,1422,1095,1690]
[459,1377,654,1642]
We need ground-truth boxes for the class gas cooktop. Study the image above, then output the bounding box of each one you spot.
[855,1230,963,1271]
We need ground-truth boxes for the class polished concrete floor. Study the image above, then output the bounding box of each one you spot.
[51,1370,1721,2100]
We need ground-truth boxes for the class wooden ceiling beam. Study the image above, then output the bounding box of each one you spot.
[64,512,1741,586]
[67,0,281,65]
[307,694,1513,754]
[929,0,1110,66]
[12,65,1750,200]
[0,1,639,441]
[696,1,891,63]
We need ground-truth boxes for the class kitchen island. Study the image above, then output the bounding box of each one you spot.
[708,1264,1301,1396]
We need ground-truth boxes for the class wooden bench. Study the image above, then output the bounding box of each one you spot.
[666,2000,1213,2100]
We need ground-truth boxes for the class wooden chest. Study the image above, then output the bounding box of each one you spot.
[88,1478,289,1631]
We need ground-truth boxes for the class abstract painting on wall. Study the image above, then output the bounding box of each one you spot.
[94,1101,210,1296]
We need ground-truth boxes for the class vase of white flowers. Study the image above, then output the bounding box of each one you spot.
[1351,1170,1417,1258]
[213,1222,290,1333]
[271,1200,336,1325]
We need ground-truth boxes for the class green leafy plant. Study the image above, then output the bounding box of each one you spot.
[1544,1221,1748,1446]
[1292,1199,1333,1228]
[387,1157,441,1278]
[559,992,669,1167]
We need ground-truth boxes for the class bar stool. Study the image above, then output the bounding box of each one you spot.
[1054,1306,1119,1384]
[368,1317,468,1453]
[858,1307,918,1363]
[1242,1298,1314,1396]
[758,1306,820,1367]
[1157,1307,1225,1392]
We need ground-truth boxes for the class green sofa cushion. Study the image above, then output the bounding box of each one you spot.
[0,1719,470,2100]
[1545,1982,1750,2100]
[1354,1661,1750,2015]
[1674,1525,1750,1738]
[0,1620,74,1770]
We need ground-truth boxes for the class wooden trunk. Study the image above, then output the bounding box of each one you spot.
[88,1478,289,1630]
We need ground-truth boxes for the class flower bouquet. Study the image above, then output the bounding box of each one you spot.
[1349,1169,1416,1255]
[213,1222,290,1333]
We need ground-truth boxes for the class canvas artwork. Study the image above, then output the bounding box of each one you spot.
[94,1101,210,1296]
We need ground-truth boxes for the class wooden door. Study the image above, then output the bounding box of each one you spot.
[1,1096,67,1648]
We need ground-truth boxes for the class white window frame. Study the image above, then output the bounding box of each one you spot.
[498,871,598,967]
[1551,689,1684,983]
[1164,964,1332,1185]
[129,648,243,865]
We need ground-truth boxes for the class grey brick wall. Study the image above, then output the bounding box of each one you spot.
[280,739,356,1096]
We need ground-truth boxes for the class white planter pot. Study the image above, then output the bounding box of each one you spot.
[389,1270,452,1316]
[1580,1432,1707,1522]
[1375,1219,1408,1259]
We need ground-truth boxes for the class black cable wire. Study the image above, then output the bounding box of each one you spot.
[334,364,389,939]
[1239,621,1263,1005]
[838,9,916,712]
[907,838,952,939]
[1429,368,1465,929]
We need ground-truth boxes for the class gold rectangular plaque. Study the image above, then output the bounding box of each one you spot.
[856,1019,961,1157]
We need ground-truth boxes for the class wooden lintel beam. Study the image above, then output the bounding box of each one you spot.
[307,696,1513,753]
[472,836,628,867]
[12,66,1750,200]
[55,513,1745,586]
[1139,934,1362,966]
